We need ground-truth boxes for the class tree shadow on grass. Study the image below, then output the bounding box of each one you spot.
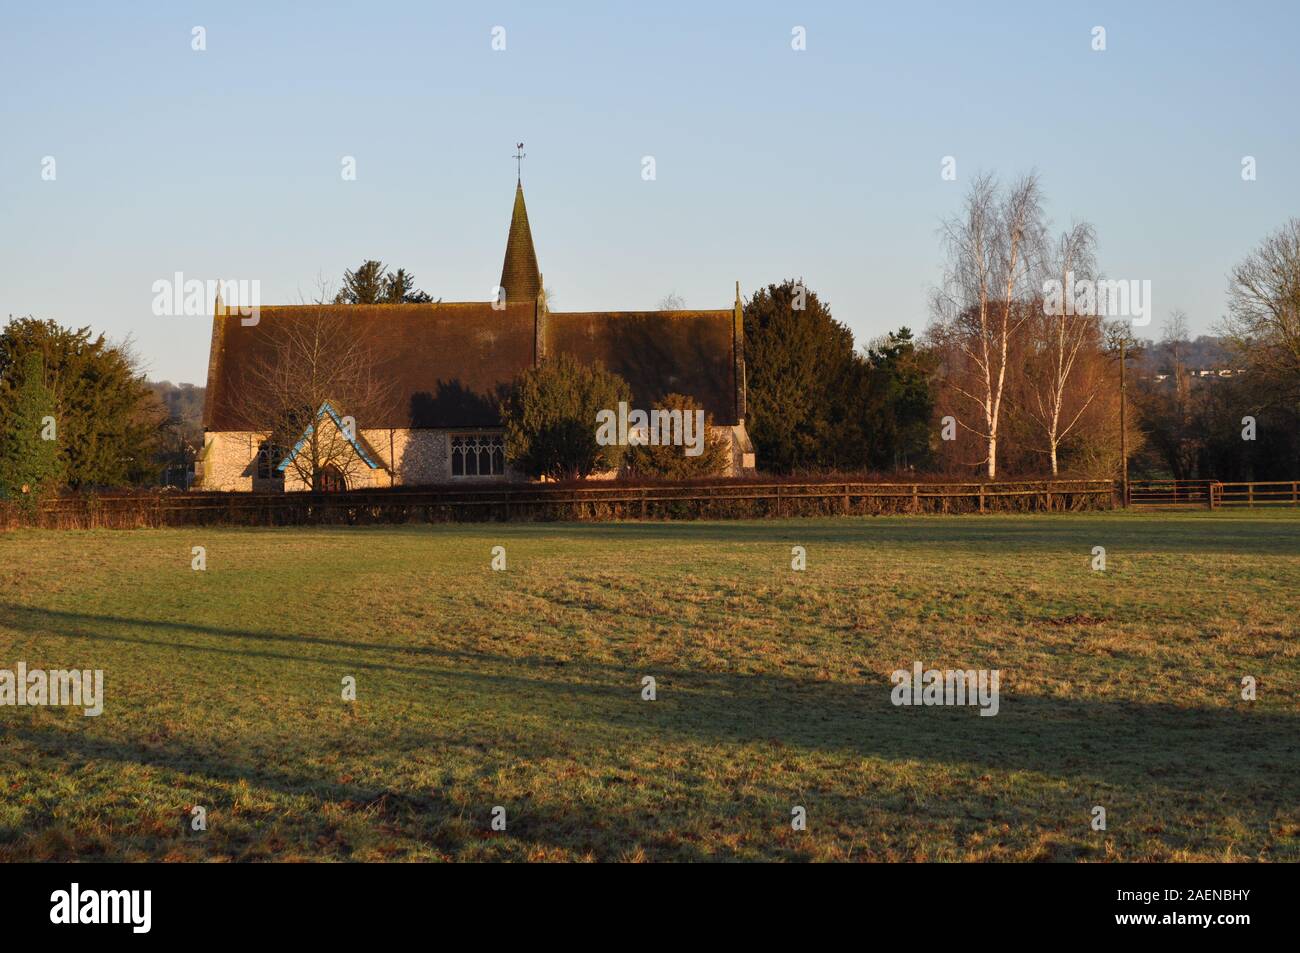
[360,514,1300,558]
[2,722,715,862]
[2,602,493,677]
[5,604,1297,809]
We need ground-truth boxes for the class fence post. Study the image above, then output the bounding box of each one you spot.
[842,484,849,515]
[912,484,919,513]
[978,484,985,514]
[1293,481,1298,506]
[1248,483,1254,508]
[1044,483,1052,512]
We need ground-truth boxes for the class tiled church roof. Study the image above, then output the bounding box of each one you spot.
[548,311,737,422]
[202,182,743,432]
[203,301,538,430]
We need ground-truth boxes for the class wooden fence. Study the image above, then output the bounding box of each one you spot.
[1213,480,1300,508]
[1128,480,1300,509]
[5,478,1119,530]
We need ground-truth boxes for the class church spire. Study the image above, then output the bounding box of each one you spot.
[499,164,541,307]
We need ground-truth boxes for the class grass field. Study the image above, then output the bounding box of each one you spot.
[1,510,1297,862]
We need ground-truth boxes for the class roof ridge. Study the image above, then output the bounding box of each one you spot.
[247,300,530,311]
[550,308,733,317]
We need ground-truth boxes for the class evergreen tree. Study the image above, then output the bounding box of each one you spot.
[0,318,164,488]
[384,268,433,303]
[863,328,937,470]
[335,259,389,304]
[0,352,64,510]
[744,282,941,473]
[335,260,434,303]
[743,279,859,472]
[500,354,632,480]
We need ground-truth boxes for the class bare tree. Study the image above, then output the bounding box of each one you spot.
[658,292,685,311]
[931,173,1045,478]
[1224,217,1300,400]
[1024,222,1105,474]
[230,284,396,491]
[1163,310,1190,361]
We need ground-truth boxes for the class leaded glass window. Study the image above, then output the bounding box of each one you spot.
[450,433,505,477]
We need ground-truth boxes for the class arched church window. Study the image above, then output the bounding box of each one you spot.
[451,433,506,477]
[256,441,284,480]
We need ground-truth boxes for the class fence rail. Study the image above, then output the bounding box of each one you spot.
[5,479,1119,529]
[8,478,1295,529]
[1128,480,1300,509]
[1213,480,1300,507]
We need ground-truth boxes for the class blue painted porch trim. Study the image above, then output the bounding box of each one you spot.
[276,401,381,473]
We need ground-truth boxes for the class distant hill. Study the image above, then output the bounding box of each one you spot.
[1137,335,1239,374]
[148,381,205,486]
[149,381,204,433]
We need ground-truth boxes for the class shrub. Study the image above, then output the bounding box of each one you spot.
[624,393,730,478]
[500,354,632,479]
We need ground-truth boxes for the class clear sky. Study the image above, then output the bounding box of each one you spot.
[3,1,1297,384]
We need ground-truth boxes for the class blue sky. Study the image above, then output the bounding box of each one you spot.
[3,1,1297,383]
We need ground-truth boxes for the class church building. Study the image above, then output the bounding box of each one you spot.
[196,179,755,490]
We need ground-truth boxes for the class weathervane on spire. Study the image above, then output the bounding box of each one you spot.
[514,142,525,180]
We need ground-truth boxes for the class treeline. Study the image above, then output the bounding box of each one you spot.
[1133,321,1300,481]
[746,181,1300,483]
[743,281,935,473]
[740,175,1128,478]
[1129,218,1300,482]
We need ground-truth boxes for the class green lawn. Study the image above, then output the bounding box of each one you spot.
[1,510,1297,862]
